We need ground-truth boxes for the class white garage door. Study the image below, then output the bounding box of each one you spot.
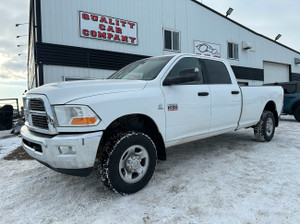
[263,62,289,84]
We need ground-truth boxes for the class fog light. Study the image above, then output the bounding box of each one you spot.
[58,146,76,155]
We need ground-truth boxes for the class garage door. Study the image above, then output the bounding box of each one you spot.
[263,62,289,84]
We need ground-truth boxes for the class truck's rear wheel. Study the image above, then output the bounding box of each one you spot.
[293,106,300,122]
[254,111,275,142]
[98,131,157,194]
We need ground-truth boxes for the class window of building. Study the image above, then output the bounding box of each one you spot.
[228,42,239,60]
[164,29,180,52]
[201,59,232,84]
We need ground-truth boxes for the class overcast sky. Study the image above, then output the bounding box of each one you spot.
[0,0,299,106]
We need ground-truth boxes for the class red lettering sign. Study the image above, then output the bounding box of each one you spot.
[115,27,122,34]
[82,29,89,36]
[98,32,106,39]
[100,17,108,24]
[99,24,106,30]
[80,12,138,45]
[107,33,113,39]
[82,13,90,20]
[107,26,114,32]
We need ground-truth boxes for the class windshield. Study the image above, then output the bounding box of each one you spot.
[108,55,174,80]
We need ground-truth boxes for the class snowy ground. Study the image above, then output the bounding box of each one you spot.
[0,131,21,160]
[0,117,300,224]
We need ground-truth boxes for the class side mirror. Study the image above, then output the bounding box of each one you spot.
[163,67,199,86]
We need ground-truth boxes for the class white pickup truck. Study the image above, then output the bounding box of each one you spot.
[21,54,283,194]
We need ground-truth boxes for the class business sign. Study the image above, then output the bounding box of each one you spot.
[80,11,138,45]
[194,41,221,58]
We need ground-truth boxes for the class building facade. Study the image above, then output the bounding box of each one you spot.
[28,0,300,89]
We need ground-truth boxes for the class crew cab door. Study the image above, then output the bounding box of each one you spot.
[201,59,241,132]
[161,57,211,142]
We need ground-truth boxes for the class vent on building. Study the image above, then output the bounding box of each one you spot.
[242,41,252,50]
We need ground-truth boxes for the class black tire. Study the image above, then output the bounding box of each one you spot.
[293,106,300,122]
[98,131,157,195]
[254,111,276,142]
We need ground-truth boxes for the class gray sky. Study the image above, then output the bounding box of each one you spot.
[202,0,300,51]
[0,0,29,105]
[0,0,299,105]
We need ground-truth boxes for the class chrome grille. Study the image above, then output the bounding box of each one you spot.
[31,114,49,130]
[29,99,45,111]
[24,98,49,131]
[23,95,57,135]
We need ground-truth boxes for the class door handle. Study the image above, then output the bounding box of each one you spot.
[198,92,209,96]
[231,91,240,95]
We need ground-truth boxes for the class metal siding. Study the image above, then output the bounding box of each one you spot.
[43,65,115,84]
[39,0,300,77]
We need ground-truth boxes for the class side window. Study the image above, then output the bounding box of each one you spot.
[166,57,204,85]
[202,59,232,84]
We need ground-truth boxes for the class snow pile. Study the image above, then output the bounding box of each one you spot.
[0,117,300,223]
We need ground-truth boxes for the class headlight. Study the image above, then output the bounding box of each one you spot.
[53,105,100,127]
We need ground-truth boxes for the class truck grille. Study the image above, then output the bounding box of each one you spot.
[24,98,49,131]
[29,99,45,111]
[31,114,49,130]
[24,95,57,135]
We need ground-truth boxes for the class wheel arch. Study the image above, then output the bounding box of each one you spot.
[98,114,166,161]
[263,101,279,127]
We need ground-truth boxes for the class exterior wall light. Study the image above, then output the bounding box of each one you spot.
[226,8,234,17]
[275,34,282,41]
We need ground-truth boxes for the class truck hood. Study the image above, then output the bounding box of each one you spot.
[27,79,148,104]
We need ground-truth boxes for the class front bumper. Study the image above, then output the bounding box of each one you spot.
[21,126,103,176]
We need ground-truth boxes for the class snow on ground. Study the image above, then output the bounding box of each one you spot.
[0,130,21,160]
[0,117,300,224]
[0,130,12,138]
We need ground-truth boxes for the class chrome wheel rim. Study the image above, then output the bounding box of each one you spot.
[266,118,274,137]
[119,145,149,184]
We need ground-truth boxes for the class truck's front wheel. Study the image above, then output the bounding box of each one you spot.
[254,111,275,142]
[98,131,157,194]
[293,106,300,122]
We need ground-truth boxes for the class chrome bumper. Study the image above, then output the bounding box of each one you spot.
[21,126,102,171]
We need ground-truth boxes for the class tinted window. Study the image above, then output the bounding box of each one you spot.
[166,57,204,84]
[202,59,232,84]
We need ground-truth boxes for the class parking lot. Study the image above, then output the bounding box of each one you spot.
[1,117,300,224]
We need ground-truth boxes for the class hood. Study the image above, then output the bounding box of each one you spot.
[27,79,148,104]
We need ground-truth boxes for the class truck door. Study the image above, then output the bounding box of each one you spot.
[162,57,211,142]
[201,59,241,132]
